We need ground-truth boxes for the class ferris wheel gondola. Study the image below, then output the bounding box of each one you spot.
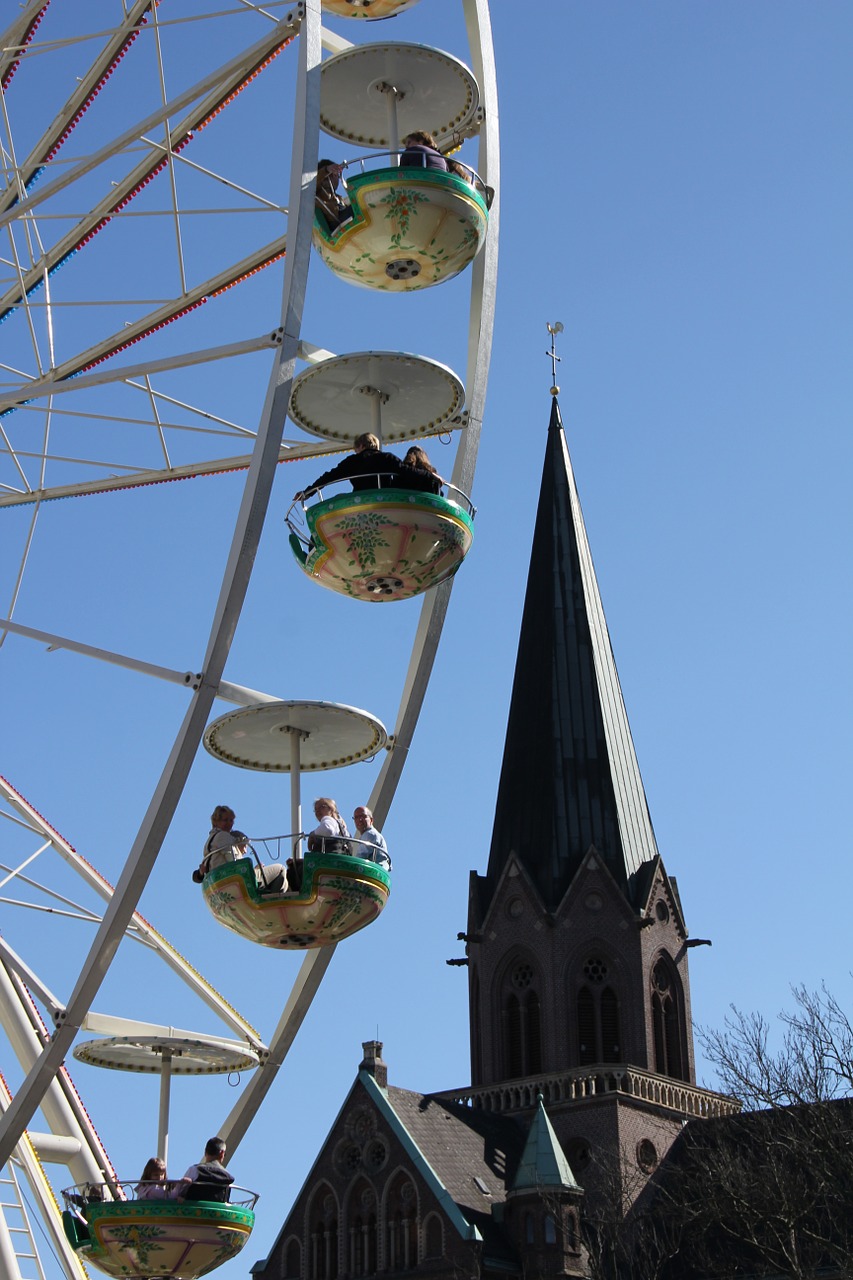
[201,700,390,948]
[61,1036,260,1280]
[315,41,488,290]
[284,349,475,599]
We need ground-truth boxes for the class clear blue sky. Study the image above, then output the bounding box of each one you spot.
[1,3,851,1277]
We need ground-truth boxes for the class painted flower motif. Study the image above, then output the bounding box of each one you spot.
[379,187,430,240]
[336,511,394,571]
[107,1222,167,1267]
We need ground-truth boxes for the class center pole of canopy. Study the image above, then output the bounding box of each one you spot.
[377,82,401,161]
[157,1047,172,1164]
[288,729,302,854]
[360,385,388,447]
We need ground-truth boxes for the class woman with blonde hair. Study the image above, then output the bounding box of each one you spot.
[308,798,349,852]
[288,798,350,892]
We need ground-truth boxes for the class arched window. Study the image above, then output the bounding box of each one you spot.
[346,1180,377,1277]
[500,958,542,1079]
[544,1214,557,1245]
[574,957,622,1065]
[651,956,686,1080]
[384,1174,419,1271]
[307,1184,338,1280]
[424,1214,443,1259]
[284,1238,301,1279]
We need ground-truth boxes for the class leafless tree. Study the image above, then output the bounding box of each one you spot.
[576,986,853,1278]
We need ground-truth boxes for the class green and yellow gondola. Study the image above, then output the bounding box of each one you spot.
[313,166,490,291]
[62,1187,257,1280]
[288,486,474,601]
[202,851,390,949]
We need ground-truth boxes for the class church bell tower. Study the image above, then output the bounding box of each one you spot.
[461,387,708,1187]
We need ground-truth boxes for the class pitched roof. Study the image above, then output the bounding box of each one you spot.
[485,395,659,911]
[510,1095,580,1193]
[360,1074,528,1269]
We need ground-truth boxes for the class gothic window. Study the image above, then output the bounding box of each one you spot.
[575,956,621,1064]
[350,1215,377,1276]
[307,1185,339,1280]
[347,1182,377,1277]
[384,1174,419,1271]
[283,1238,301,1279]
[651,955,687,1080]
[309,1219,335,1280]
[424,1214,443,1259]
[500,957,543,1079]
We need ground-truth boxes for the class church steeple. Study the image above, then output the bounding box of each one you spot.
[466,388,695,1091]
[484,394,658,913]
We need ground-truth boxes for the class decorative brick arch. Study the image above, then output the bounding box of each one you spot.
[381,1167,420,1271]
[422,1211,444,1260]
[305,1181,340,1280]
[343,1177,378,1277]
[281,1235,301,1279]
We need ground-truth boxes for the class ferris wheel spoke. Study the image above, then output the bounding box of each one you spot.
[0,1,157,218]
[0,2,50,94]
[0,14,299,238]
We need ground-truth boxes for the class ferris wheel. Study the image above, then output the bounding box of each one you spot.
[0,1,498,1277]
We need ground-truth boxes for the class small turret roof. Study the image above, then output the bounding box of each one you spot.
[510,1095,580,1193]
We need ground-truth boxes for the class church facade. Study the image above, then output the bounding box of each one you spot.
[251,396,741,1280]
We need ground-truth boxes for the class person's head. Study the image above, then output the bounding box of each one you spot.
[211,805,235,830]
[314,798,338,821]
[204,1137,226,1162]
[141,1157,166,1182]
[353,807,373,833]
[317,158,341,187]
[404,130,438,149]
[353,433,379,454]
[403,446,437,474]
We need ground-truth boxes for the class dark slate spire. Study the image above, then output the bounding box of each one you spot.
[485,396,658,910]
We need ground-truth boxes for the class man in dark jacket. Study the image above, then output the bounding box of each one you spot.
[179,1136,235,1203]
[293,433,403,501]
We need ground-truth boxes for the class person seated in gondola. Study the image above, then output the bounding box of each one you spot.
[287,798,349,892]
[195,805,285,894]
[178,1136,234,1204]
[293,433,404,503]
[352,806,391,870]
[136,1157,180,1201]
[198,805,248,876]
[400,130,449,172]
[315,158,351,232]
[400,445,444,495]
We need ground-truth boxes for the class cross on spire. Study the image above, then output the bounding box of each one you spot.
[546,321,563,395]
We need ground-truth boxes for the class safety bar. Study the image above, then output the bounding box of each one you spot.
[339,150,493,208]
[63,1180,259,1209]
[285,473,476,526]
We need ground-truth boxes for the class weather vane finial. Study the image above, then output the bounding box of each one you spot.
[546,321,564,396]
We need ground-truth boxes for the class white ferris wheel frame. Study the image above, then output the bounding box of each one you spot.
[0,1,499,1274]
